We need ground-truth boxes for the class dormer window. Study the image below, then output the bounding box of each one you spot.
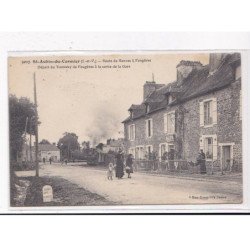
[235,65,241,80]
[130,111,133,119]
[166,94,174,105]
[169,95,173,103]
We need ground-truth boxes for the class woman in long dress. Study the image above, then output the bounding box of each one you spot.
[115,149,124,179]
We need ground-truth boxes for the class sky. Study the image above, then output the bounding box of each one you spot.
[9,52,209,146]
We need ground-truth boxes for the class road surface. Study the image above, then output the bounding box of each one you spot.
[16,164,243,205]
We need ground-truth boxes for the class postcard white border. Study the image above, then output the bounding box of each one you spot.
[1,32,250,213]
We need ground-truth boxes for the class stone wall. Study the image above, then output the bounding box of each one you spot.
[124,80,242,166]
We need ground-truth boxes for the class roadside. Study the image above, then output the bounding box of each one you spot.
[65,164,242,184]
[11,175,114,207]
[13,164,242,206]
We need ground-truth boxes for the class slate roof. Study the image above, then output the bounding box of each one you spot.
[123,53,240,123]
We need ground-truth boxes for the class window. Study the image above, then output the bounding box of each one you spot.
[128,124,135,141]
[166,94,175,105]
[240,89,242,120]
[164,111,175,134]
[146,119,153,137]
[205,137,213,160]
[159,143,167,160]
[204,100,213,125]
[135,146,144,160]
[146,104,150,113]
[235,65,241,80]
[199,98,217,127]
[128,147,135,158]
[146,145,153,154]
[200,135,218,160]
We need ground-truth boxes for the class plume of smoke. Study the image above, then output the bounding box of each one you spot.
[86,102,121,147]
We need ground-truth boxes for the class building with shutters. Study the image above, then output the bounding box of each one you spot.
[122,53,242,170]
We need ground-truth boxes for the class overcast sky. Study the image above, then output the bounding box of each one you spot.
[9,53,209,145]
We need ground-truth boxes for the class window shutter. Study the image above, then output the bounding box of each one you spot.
[145,120,148,137]
[172,112,176,133]
[199,101,204,126]
[164,114,168,133]
[212,98,217,125]
[174,111,177,133]
[151,119,153,136]
[212,135,218,160]
[240,89,242,120]
[133,125,135,140]
[199,137,204,150]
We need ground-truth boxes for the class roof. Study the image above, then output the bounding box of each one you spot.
[176,60,203,68]
[123,53,240,123]
[109,139,124,147]
[38,144,60,151]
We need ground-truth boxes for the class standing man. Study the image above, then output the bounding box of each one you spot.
[199,149,206,174]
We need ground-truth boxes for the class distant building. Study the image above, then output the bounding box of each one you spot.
[105,138,125,153]
[21,143,60,162]
[38,144,60,162]
[122,53,242,170]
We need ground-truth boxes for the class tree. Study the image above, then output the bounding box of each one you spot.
[57,132,80,160]
[9,95,38,161]
[39,139,51,145]
[96,143,104,150]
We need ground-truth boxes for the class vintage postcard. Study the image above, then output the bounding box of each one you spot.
[8,52,242,207]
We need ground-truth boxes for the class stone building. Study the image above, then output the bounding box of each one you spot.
[21,143,60,162]
[122,53,242,170]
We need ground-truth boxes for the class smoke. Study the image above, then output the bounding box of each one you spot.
[86,102,122,147]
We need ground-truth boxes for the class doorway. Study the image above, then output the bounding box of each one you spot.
[222,145,232,171]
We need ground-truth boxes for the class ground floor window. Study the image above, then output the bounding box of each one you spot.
[159,143,167,160]
[204,137,213,160]
[135,146,144,160]
[159,143,175,160]
[128,147,135,158]
[200,135,217,161]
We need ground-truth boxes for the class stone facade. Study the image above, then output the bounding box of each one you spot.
[123,53,242,170]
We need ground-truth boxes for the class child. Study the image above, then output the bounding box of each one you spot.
[107,162,114,180]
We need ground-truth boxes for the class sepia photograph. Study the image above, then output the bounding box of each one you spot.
[8,52,242,207]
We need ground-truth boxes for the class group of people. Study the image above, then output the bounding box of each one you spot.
[42,157,53,164]
[107,149,134,180]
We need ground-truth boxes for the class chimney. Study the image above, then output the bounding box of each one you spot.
[176,61,203,85]
[209,53,227,74]
[143,81,156,100]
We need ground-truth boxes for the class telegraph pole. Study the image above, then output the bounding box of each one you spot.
[29,116,33,162]
[24,116,28,162]
[34,73,39,177]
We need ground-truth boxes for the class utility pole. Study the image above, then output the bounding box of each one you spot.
[24,116,28,162]
[29,116,33,162]
[34,73,39,177]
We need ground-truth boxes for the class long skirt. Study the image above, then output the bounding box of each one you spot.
[116,164,124,178]
[200,160,206,174]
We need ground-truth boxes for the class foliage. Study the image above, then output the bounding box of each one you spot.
[96,143,104,150]
[82,141,90,149]
[9,94,38,161]
[57,132,80,160]
[39,139,51,145]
